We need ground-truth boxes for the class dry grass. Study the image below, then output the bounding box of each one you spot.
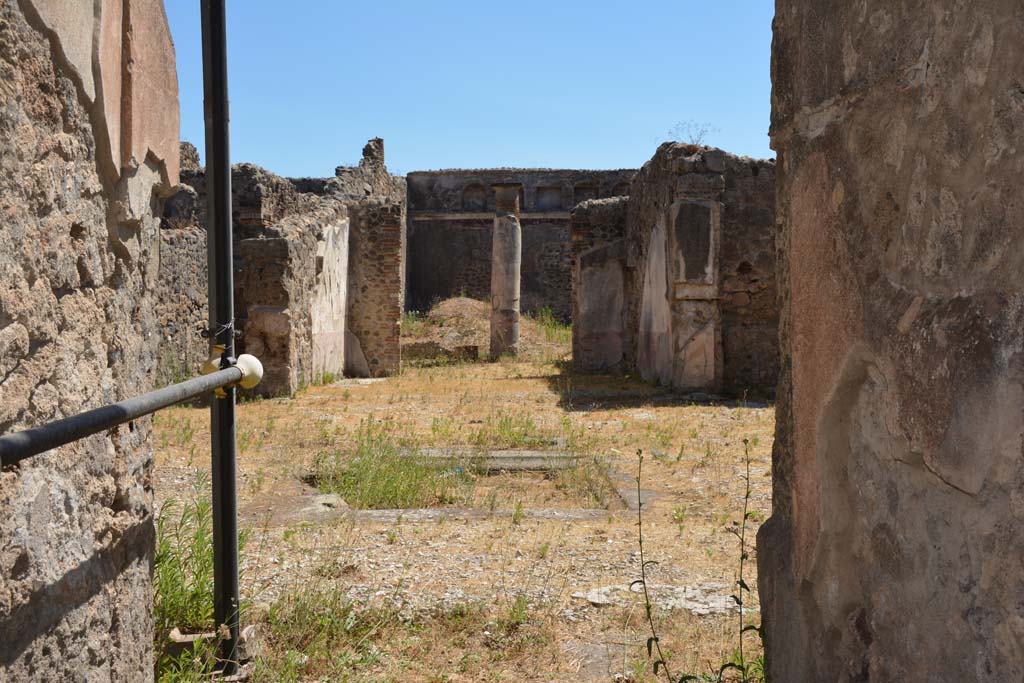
[153,307,774,682]
[244,588,563,683]
[401,297,571,364]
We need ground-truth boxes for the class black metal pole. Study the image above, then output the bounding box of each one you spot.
[0,368,243,467]
[200,0,240,673]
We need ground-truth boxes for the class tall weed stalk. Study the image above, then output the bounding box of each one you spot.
[636,441,764,683]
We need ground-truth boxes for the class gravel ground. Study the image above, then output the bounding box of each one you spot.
[153,303,774,681]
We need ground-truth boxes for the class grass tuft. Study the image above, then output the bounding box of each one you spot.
[154,475,215,649]
[400,310,431,337]
[553,456,618,508]
[154,473,252,681]
[469,409,547,449]
[528,307,571,344]
[250,589,389,681]
[313,416,470,509]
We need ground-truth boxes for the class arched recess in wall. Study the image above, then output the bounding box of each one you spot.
[462,184,487,211]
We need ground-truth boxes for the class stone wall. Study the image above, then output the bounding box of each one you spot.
[179,162,320,240]
[0,0,178,679]
[158,139,406,394]
[156,169,205,386]
[155,225,207,385]
[346,201,404,376]
[570,198,629,372]
[758,2,1024,680]
[571,144,777,396]
[234,232,314,395]
[179,141,200,172]
[627,145,777,395]
[231,201,350,395]
[290,139,406,379]
[291,138,405,204]
[406,169,636,320]
[718,155,777,392]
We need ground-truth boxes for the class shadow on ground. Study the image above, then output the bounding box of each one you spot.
[539,360,771,413]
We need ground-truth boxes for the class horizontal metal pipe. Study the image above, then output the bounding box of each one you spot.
[0,367,243,467]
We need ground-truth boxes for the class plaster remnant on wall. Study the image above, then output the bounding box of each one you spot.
[572,144,777,397]
[760,2,1024,680]
[158,138,406,395]
[638,218,672,386]
[24,0,179,187]
[570,197,629,373]
[311,218,350,381]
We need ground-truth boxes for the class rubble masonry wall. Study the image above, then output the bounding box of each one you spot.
[571,144,776,397]
[406,169,636,321]
[158,140,406,394]
[0,0,178,678]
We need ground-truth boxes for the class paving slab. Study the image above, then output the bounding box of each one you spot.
[418,448,582,472]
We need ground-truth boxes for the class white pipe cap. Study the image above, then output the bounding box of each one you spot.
[235,354,264,389]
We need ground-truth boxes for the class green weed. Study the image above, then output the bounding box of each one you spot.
[313,416,470,509]
[673,507,687,535]
[505,594,529,629]
[637,442,765,683]
[511,500,525,525]
[528,307,571,344]
[154,474,249,678]
[553,457,618,509]
[401,310,431,337]
[252,588,391,681]
[313,371,340,386]
[430,416,456,443]
[470,409,546,449]
[154,475,215,646]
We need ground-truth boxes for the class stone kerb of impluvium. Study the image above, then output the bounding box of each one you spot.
[490,184,523,360]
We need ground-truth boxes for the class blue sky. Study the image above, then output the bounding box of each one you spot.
[166,2,774,177]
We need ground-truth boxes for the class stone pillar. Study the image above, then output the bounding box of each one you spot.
[346,201,405,377]
[490,184,522,359]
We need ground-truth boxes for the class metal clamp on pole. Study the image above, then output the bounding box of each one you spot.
[203,353,264,391]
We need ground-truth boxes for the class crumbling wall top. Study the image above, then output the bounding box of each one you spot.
[180,141,200,172]
[286,138,405,205]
